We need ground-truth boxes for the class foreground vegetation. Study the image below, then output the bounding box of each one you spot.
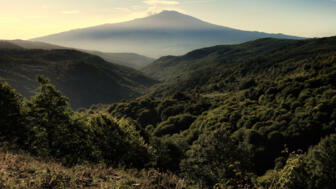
[1,36,336,188]
[0,147,187,188]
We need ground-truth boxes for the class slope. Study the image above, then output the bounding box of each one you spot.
[142,38,298,80]
[84,51,154,70]
[9,39,65,49]
[2,40,154,70]
[107,36,336,185]
[145,37,336,96]
[0,48,157,108]
[0,41,23,50]
[33,10,301,58]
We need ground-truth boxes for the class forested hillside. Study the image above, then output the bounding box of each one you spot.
[110,36,336,187]
[145,37,336,97]
[0,48,156,108]
[142,38,298,80]
[0,36,336,188]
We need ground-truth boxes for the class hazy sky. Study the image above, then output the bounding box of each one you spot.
[1,0,336,39]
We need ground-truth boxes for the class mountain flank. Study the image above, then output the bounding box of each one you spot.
[33,10,302,57]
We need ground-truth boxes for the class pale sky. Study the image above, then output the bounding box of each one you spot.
[1,0,336,39]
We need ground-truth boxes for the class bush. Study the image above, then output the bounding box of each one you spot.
[180,129,253,187]
[153,114,195,136]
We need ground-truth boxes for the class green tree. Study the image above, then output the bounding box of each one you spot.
[0,80,24,144]
[89,114,152,168]
[274,154,308,189]
[24,75,73,158]
[180,129,253,187]
[306,134,336,188]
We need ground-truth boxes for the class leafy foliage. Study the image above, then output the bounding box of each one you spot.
[0,80,24,144]
[305,134,336,188]
[180,129,253,187]
[0,77,153,168]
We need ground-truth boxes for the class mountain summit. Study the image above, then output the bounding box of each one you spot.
[33,10,302,57]
[127,10,228,30]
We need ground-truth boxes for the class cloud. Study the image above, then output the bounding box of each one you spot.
[140,0,180,15]
[61,10,80,15]
[143,0,179,5]
[145,7,185,16]
[117,0,182,19]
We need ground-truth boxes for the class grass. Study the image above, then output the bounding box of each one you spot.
[0,148,190,189]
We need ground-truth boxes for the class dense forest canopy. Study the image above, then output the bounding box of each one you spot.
[1,36,336,188]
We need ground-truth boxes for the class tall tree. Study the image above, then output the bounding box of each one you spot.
[0,80,24,144]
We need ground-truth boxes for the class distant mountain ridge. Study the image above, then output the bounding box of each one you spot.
[1,40,154,69]
[0,41,24,49]
[33,10,303,57]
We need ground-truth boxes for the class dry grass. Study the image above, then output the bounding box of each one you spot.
[0,149,190,189]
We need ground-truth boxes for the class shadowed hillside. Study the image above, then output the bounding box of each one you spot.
[0,48,157,108]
